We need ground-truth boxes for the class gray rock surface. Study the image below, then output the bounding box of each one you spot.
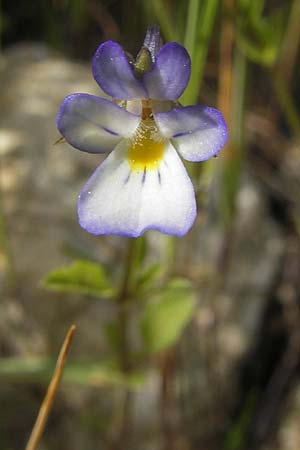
[0,43,298,450]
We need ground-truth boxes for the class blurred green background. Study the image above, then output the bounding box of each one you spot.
[1,1,300,450]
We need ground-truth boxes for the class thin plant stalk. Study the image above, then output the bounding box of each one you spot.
[271,72,300,137]
[249,0,265,18]
[0,160,17,289]
[116,238,137,373]
[184,0,201,57]
[156,4,220,434]
[109,238,138,449]
[207,36,247,412]
[277,0,300,83]
[217,0,236,228]
[149,0,179,42]
[218,0,234,155]
[25,325,76,450]
[159,348,183,450]
[270,0,300,137]
[219,40,247,238]
[182,0,219,194]
[200,11,247,425]
[197,0,235,219]
[181,0,219,105]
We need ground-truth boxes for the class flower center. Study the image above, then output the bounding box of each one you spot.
[127,117,165,172]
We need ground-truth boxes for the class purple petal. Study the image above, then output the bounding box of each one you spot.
[56,94,140,153]
[155,105,228,161]
[143,43,191,100]
[92,41,147,99]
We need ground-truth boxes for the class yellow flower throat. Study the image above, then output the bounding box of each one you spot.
[127,104,165,171]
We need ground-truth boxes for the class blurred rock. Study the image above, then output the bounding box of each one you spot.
[0,43,119,450]
[0,42,293,450]
[179,174,284,446]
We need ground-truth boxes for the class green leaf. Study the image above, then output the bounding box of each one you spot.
[140,278,196,353]
[237,30,280,66]
[0,357,52,382]
[0,357,144,388]
[136,263,163,293]
[64,360,145,388]
[236,6,286,66]
[42,260,115,298]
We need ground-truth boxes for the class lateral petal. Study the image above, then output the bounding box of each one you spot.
[56,94,140,153]
[155,105,228,161]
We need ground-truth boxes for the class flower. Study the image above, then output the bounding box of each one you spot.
[56,26,228,238]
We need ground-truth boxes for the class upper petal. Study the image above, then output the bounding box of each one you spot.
[56,94,140,153]
[92,41,147,99]
[142,43,191,100]
[78,140,196,237]
[155,105,228,161]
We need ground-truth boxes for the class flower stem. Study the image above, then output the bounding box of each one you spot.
[109,238,138,450]
[116,237,136,373]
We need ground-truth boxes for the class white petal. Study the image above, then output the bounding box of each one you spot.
[78,141,196,237]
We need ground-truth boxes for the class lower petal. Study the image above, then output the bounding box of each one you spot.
[78,141,196,237]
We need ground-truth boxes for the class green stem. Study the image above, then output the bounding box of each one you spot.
[221,48,246,228]
[116,238,137,373]
[150,0,179,41]
[249,0,265,19]
[272,71,300,137]
[109,238,138,450]
[0,161,16,289]
[278,0,300,82]
[181,0,219,105]
[184,0,201,54]
[232,49,247,151]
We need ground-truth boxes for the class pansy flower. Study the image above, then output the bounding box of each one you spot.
[56,26,228,237]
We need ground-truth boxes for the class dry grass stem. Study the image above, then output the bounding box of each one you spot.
[24,324,76,450]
